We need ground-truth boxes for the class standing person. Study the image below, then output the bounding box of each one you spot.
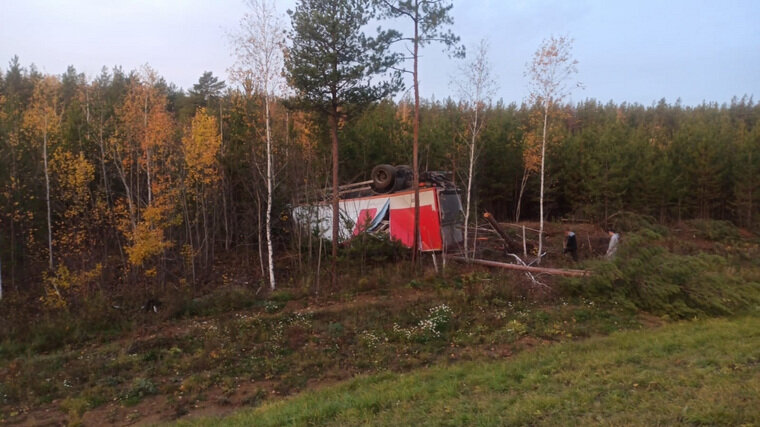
[564,230,578,261]
[606,230,620,259]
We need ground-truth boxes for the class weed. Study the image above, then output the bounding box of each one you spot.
[60,397,89,425]
[357,330,383,350]
[327,322,345,338]
[264,300,285,313]
[122,378,157,406]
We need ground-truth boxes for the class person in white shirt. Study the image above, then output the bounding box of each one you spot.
[606,230,620,259]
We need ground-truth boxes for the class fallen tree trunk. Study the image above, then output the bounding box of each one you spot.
[483,212,526,254]
[446,255,591,277]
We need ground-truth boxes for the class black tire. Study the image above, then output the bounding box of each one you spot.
[371,164,396,192]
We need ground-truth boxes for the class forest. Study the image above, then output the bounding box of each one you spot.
[0,52,759,306]
[1,0,760,424]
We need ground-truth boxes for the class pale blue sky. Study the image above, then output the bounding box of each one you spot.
[1,0,757,106]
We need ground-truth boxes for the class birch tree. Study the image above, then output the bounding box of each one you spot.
[526,35,579,264]
[452,39,497,260]
[23,76,62,271]
[182,108,222,283]
[231,0,286,290]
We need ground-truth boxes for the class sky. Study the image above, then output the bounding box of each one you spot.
[1,0,758,107]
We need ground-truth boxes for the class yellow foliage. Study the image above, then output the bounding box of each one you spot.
[22,76,61,141]
[41,265,71,309]
[113,68,174,188]
[51,150,95,212]
[126,204,174,267]
[521,107,569,173]
[49,150,98,257]
[183,107,221,186]
[40,264,103,309]
[126,221,172,267]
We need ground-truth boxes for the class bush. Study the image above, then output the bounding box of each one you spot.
[122,377,157,405]
[684,219,741,242]
[340,234,407,266]
[561,231,760,319]
[607,211,663,234]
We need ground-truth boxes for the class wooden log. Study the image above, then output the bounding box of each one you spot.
[483,212,523,254]
[446,255,591,277]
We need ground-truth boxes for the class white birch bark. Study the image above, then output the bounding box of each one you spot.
[525,35,579,265]
[144,95,152,205]
[464,108,477,259]
[537,104,548,265]
[453,40,496,260]
[43,115,54,271]
[265,93,275,289]
[231,0,285,290]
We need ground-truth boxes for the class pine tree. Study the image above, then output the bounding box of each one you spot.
[379,0,462,265]
[285,0,402,288]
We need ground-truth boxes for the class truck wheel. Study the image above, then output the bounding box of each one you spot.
[372,164,396,192]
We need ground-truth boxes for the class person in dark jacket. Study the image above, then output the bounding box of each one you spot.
[564,230,578,261]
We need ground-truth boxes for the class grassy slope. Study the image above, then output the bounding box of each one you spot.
[187,315,760,426]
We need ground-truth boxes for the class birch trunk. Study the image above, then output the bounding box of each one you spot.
[112,148,138,233]
[515,167,530,222]
[181,188,196,285]
[463,107,478,260]
[328,111,340,289]
[537,103,548,265]
[144,96,152,205]
[43,115,54,271]
[256,187,266,278]
[265,93,275,290]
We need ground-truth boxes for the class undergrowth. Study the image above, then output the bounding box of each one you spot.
[562,223,760,319]
[2,220,760,424]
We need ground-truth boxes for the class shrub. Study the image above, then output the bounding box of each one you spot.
[561,231,760,319]
[607,211,663,234]
[684,219,741,242]
[122,377,157,405]
[340,234,407,265]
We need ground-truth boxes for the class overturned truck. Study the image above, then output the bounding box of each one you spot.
[294,165,465,251]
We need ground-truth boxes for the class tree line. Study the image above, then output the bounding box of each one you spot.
[1,5,758,307]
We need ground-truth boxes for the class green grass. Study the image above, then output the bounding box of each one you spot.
[183,315,760,426]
